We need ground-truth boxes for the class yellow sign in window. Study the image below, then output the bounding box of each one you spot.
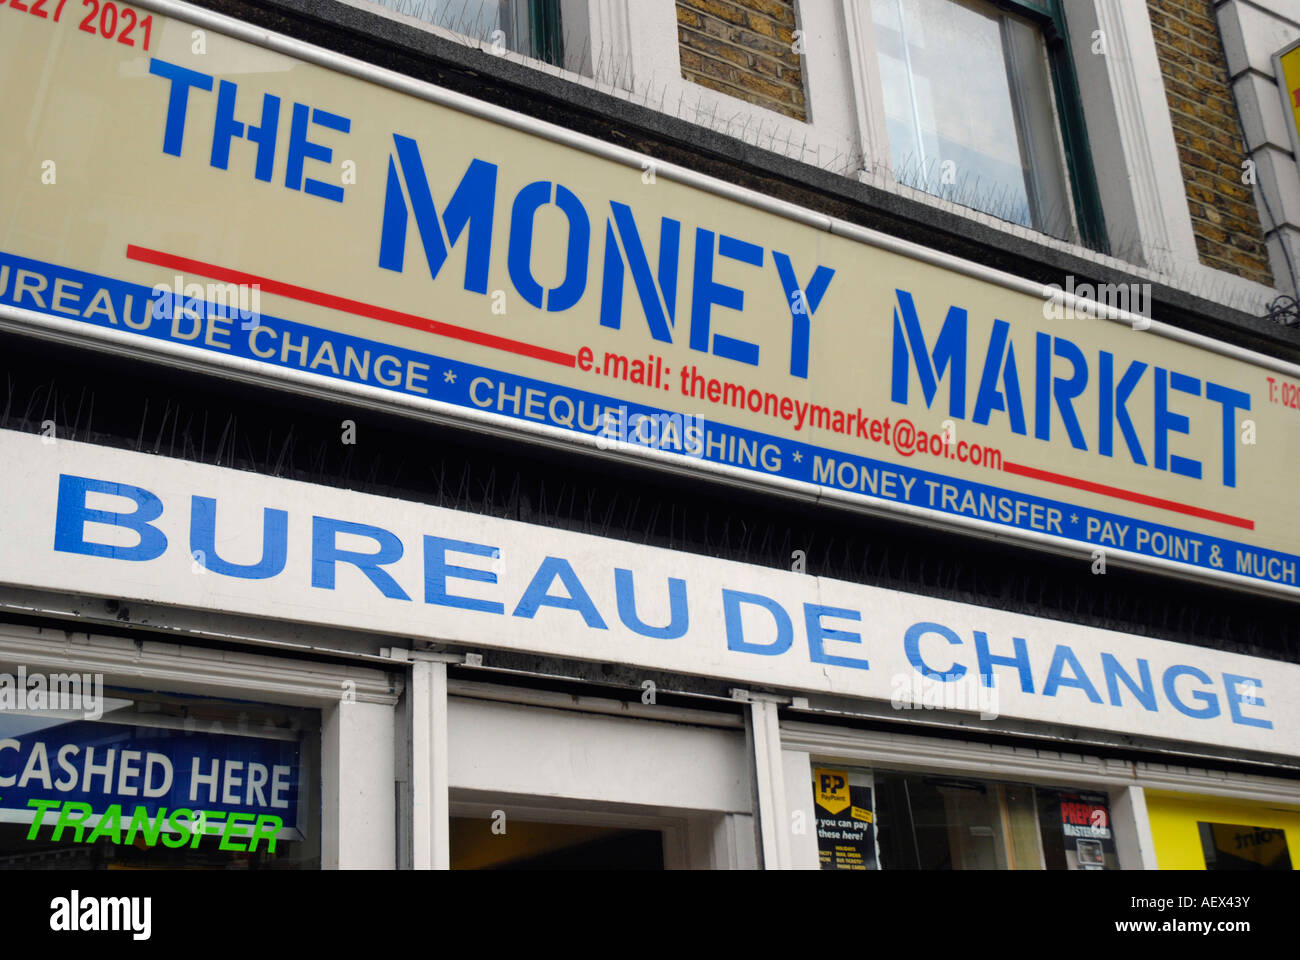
[1275,41,1300,169]
[1147,791,1300,870]
[813,767,850,815]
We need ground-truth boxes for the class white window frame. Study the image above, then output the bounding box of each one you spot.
[844,0,1078,235]
[335,0,637,91]
[844,2,1102,246]
[0,622,402,869]
[839,0,1279,311]
[625,1,860,170]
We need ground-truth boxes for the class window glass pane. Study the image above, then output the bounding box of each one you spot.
[870,0,1072,236]
[1198,821,1293,870]
[361,0,579,71]
[811,765,878,869]
[0,688,319,869]
[1048,791,1119,869]
[816,763,1119,870]
[1001,782,1044,869]
[932,777,1008,869]
[367,0,501,38]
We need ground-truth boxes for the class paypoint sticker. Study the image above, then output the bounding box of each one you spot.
[814,767,849,814]
[851,806,874,824]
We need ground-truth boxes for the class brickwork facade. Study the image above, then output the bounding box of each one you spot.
[1147,0,1273,284]
[676,0,806,121]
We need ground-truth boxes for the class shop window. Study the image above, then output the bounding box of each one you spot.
[0,689,319,869]
[1145,791,1300,869]
[1198,822,1293,871]
[360,0,590,75]
[866,0,1105,249]
[812,764,1116,870]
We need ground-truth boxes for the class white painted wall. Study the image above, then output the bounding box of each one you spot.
[447,697,752,812]
[1110,785,1159,870]
[1216,0,1300,295]
[322,699,397,868]
[782,748,821,869]
[446,696,757,867]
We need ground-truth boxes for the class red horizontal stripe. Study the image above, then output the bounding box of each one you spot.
[1002,460,1254,530]
[126,244,576,368]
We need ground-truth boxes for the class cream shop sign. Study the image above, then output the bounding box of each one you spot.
[1,0,1299,595]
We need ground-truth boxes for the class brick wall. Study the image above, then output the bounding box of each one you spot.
[1147,0,1273,285]
[676,0,806,121]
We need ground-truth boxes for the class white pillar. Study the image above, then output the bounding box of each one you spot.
[407,652,453,869]
[321,699,396,869]
[739,692,791,869]
[782,748,821,869]
[1111,785,1159,870]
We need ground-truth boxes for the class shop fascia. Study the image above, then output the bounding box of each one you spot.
[52,472,1275,735]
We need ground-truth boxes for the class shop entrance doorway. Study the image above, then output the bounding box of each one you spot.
[443,694,757,869]
[449,816,664,869]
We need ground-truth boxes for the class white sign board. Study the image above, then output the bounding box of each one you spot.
[0,429,1294,758]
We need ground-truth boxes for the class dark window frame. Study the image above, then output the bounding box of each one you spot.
[526,0,564,68]
[994,0,1109,252]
